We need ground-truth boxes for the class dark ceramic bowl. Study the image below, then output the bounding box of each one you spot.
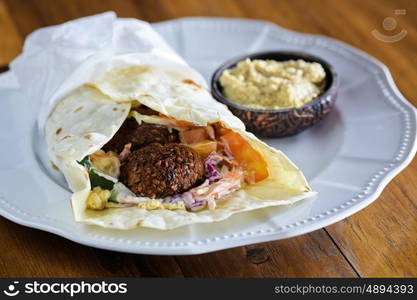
[211,51,339,137]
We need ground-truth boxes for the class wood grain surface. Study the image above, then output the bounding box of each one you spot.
[0,0,416,278]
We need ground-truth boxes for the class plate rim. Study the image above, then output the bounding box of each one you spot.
[0,16,416,255]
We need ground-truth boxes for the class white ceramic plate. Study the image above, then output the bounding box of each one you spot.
[0,18,416,255]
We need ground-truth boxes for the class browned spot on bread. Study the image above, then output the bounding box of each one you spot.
[74,106,83,113]
[84,134,92,140]
[182,79,201,89]
[112,107,118,111]
[61,136,71,140]
[55,128,62,135]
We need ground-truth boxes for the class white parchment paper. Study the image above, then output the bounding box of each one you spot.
[10,12,206,132]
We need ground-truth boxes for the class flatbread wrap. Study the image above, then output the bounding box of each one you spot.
[45,66,316,230]
[9,13,315,230]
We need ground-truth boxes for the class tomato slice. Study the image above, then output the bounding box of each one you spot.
[220,129,269,183]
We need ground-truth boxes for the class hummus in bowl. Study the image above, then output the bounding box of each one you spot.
[211,51,339,137]
[219,58,326,110]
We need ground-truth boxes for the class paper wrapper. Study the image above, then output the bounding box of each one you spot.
[10,11,205,132]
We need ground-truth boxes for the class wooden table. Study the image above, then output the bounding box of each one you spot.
[1,0,416,278]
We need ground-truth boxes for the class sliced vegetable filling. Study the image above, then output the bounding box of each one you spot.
[79,105,269,212]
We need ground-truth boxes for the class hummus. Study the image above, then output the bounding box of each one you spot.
[219,59,326,110]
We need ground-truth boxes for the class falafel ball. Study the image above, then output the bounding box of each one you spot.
[120,143,205,198]
[103,118,179,153]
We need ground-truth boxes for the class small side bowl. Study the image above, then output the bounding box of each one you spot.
[211,51,339,137]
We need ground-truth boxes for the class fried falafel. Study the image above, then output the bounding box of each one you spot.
[103,118,179,153]
[120,143,205,198]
